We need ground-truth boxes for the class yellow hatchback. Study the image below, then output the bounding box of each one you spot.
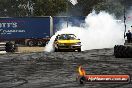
[53,34,81,52]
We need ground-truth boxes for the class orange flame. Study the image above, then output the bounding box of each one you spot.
[78,66,86,76]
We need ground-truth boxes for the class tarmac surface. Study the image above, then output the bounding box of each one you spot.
[0,48,132,88]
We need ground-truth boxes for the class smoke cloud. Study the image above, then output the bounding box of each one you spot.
[45,11,125,52]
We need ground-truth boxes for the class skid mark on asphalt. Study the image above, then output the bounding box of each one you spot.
[0,48,132,88]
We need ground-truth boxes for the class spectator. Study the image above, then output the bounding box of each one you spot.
[126,30,132,43]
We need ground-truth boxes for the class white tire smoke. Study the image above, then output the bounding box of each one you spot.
[45,11,125,52]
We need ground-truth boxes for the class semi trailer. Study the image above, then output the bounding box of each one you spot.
[0,16,52,46]
[0,16,85,52]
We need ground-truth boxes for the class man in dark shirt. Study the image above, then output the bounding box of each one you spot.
[126,30,132,43]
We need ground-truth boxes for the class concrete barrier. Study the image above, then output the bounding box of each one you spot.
[0,42,6,54]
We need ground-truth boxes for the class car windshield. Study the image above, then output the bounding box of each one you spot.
[58,34,77,40]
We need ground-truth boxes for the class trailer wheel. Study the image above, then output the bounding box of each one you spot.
[27,40,34,46]
[37,41,43,46]
[45,41,49,45]
[43,41,49,46]
[5,42,16,52]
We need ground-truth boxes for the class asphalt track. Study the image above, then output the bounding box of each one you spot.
[0,48,132,88]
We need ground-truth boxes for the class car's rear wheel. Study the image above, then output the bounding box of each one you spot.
[54,47,58,52]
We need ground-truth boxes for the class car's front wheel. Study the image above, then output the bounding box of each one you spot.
[78,48,81,52]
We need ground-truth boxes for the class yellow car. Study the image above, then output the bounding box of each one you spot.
[53,34,81,52]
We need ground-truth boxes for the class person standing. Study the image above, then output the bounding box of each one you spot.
[126,30,132,43]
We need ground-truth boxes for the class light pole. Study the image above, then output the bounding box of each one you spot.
[124,0,126,38]
[66,0,69,28]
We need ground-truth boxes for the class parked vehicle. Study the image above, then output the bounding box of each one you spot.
[0,16,85,52]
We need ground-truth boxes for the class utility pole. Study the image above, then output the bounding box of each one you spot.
[124,0,126,38]
[66,0,69,28]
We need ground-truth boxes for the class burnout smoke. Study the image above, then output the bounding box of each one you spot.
[45,11,124,52]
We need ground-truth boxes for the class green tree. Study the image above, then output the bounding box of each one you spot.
[68,0,101,16]
[0,0,132,17]
[33,0,67,16]
[93,0,132,18]
[0,0,67,17]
